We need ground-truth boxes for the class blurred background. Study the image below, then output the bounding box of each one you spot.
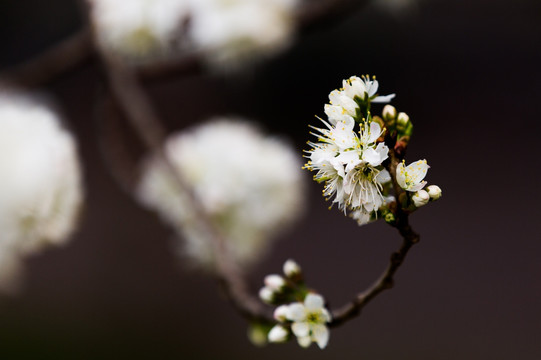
[0,0,540,358]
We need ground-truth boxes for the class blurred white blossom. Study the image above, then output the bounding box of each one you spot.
[137,119,305,268]
[89,0,189,60]
[0,91,83,293]
[188,0,300,69]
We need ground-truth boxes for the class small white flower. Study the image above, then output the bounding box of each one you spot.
[412,189,429,208]
[396,159,429,192]
[306,118,390,223]
[283,259,301,278]
[264,274,286,291]
[426,185,442,200]
[268,324,289,343]
[285,293,331,349]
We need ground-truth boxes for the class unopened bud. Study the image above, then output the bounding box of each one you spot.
[382,105,397,122]
[384,212,396,224]
[283,259,301,278]
[264,274,286,291]
[426,185,442,200]
[268,325,289,343]
[412,190,430,208]
[259,286,275,303]
[273,305,290,322]
[396,112,410,132]
[248,324,268,346]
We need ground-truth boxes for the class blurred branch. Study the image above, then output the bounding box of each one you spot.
[1,0,370,87]
[329,150,420,327]
[0,28,93,87]
[97,49,272,323]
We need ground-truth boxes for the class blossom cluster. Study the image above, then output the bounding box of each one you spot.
[304,75,395,225]
[88,0,300,67]
[137,119,305,269]
[0,91,83,293]
[258,259,332,349]
[305,76,441,225]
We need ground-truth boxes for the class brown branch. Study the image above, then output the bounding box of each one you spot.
[0,0,370,87]
[329,150,420,327]
[97,49,272,323]
[0,28,94,87]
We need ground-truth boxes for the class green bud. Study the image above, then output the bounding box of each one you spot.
[384,212,396,224]
[396,112,410,133]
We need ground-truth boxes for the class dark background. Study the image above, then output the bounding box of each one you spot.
[1,0,540,359]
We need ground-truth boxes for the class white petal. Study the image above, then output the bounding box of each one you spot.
[372,93,396,103]
[368,122,382,143]
[291,321,310,337]
[312,324,330,349]
[396,162,407,189]
[362,148,379,166]
[407,159,429,184]
[286,303,306,322]
[321,308,332,323]
[408,180,427,192]
[304,293,325,311]
[297,335,312,348]
[376,169,391,184]
[274,305,290,321]
[367,80,379,97]
[268,325,289,343]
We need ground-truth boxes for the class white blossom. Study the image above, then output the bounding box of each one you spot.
[188,0,299,69]
[396,159,429,192]
[412,189,429,207]
[88,0,189,61]
[305,117,390,225]
[137,118,305,268]
[0,92,83,292]
[285,293,331,349]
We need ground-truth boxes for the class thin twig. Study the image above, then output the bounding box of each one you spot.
[329,150,420,327]
[98,49,272,323]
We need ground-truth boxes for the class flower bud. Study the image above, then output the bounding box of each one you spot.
[247,324,268,346]
[382,105,397,122]
[412,190,430,208]
[274,305,290,322]
[268,325,289,343]
[283,259,301,278]
[259,286,275,304]
[396,112,410,133]
[426,185,442,200]
[264,274,286,291]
